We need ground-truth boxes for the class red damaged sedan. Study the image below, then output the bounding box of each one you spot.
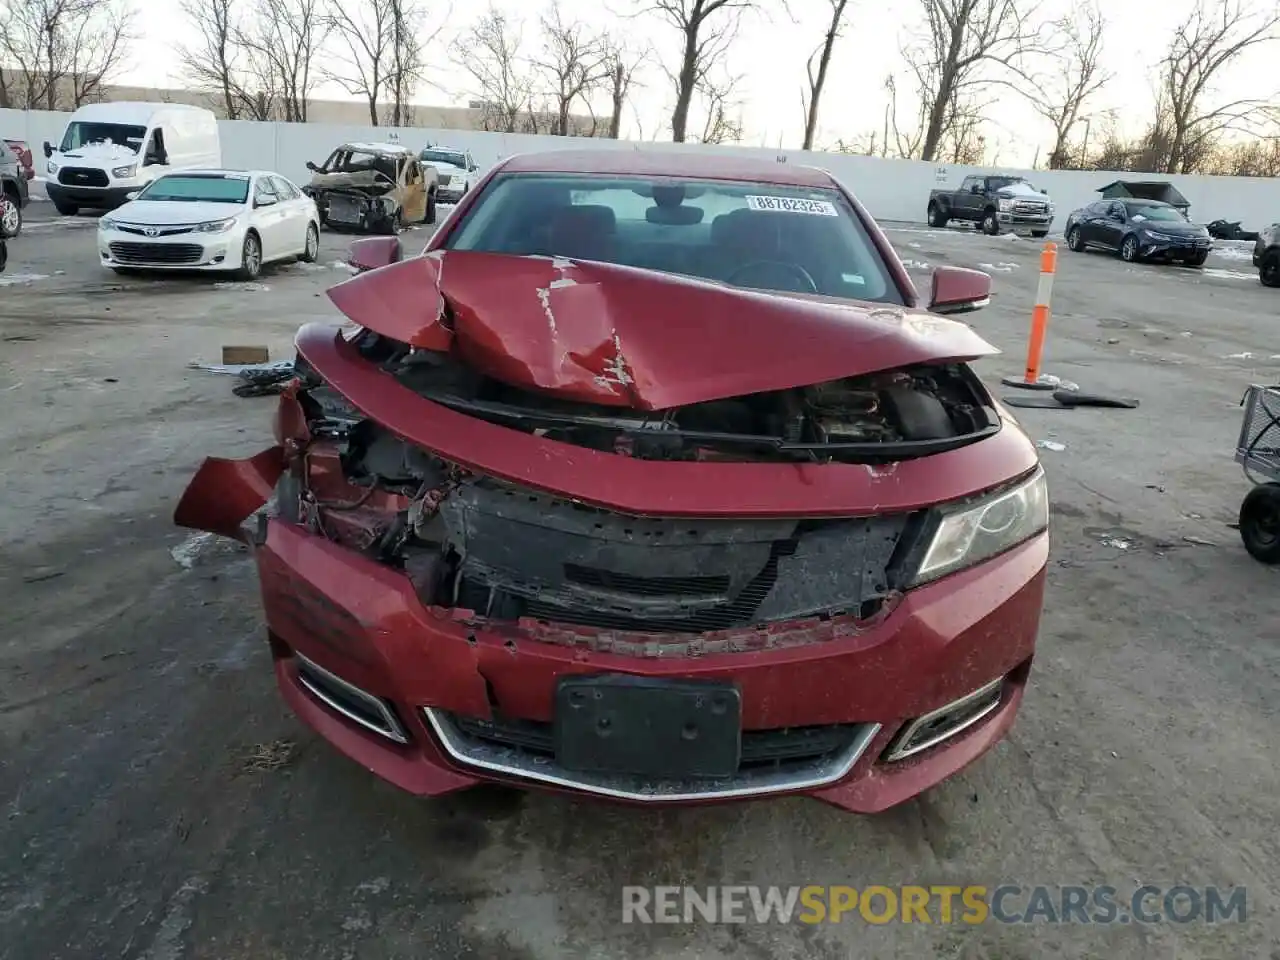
[176,150,1048,813]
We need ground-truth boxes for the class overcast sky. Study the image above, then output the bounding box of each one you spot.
[125,0,1273,165]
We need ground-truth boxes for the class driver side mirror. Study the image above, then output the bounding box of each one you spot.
[347,236,403,273]
[42,141,53,158]
[970,184,984,195]
[929,266,991,315]
[125,191,139,201]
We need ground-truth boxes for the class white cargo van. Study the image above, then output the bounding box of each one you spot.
[43,103,221,214]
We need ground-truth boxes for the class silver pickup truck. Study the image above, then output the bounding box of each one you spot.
[927,175,1054,237]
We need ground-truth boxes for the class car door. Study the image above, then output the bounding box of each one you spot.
[1097,202,1127,249]
[1075,202,1103,245]
[251,176,285,260]
[270,175,309,253]
[957,176,982,216]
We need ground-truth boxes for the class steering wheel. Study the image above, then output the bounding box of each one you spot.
[724,259,819,294]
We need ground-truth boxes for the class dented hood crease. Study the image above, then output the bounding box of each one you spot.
[326,250,999,410]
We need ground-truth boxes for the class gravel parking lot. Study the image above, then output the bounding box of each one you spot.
[2,202,1278,960]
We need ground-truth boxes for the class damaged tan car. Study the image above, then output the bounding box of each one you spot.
[303,142,439,234]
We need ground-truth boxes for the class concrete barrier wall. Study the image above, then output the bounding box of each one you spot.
[5,106,1276,227]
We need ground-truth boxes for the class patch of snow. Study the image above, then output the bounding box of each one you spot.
[1211,244,1253,262]
[332,259,359,274]
[907,241,922,249]
[977,262,1019,272]
[171,532,217,569]
[0,273,49,286]
[899,258,932,271]
[1002,233,1022,241]
[1201,267,1256,281]
[1036,440,1066,452]
[1224,352,1254,360]
[1100,536,1133,550]
[281,261,333,273]
[213,281,270,292]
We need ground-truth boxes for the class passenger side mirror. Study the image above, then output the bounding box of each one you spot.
[306,161,319,172]
[125,191,139,201]
[42,141,53,158]
[970,184,983,194]
[929,266,991,315]
[255,195,277,208]
[347,236,403,273]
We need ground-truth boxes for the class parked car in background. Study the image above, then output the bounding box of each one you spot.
[419,144,479,204]
[98,169,319,280]
[44,102,221,215]
[303,142,438,233]
[1253,223,1280,286]
[927,174,1054,236]
[3,139,35,180]
[175,149,1049,815]
[0,138,30,238]
[1064,198,1211,266]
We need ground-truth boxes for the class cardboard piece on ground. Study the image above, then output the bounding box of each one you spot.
[222,345,270,365]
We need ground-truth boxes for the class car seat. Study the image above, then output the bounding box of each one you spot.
[545,205,617,261]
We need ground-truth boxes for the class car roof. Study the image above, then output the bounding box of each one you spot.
[69,102,213,124]
[497,149,839,188]
[154,169,284,179]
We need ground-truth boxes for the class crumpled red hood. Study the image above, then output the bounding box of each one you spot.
[326,250,998,410]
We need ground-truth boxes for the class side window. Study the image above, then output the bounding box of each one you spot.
[272,176,298,199]
[960,176,977,192]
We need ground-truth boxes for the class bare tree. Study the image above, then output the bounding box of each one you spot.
[1158,0,1280,174]
[800,0,852,150]
[533,3,609,136]
[237,0,327,122]
[641,0,771,143]
[900,0,1042,161]
[178,0,250,118]
[385,0,434,126]
[453,5,535,133]
[694,70,743,143]
[0,0,136,110]
[1011,3,1108,168]
[602,40,646,139]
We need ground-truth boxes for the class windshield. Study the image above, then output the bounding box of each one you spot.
[421,149,468,168]
[444,173,902,304]
[138,174,250,203]
[1127,203,1185,222]
[60,122,146,153]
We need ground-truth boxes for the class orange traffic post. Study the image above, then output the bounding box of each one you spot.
[1002,241,1065,392]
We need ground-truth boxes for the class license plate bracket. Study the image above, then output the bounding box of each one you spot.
[554,675,741,779]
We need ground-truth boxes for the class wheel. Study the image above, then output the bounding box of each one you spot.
[1067,226,1085,252]
[0,192,21,238]
[1259,250,1280,287]
[1186,250,1207,267]
[981,210,1000,235]
[1239,483,1280,563]
[237,232,262,281]
[1031,229,1048,238]
[52,199,78,216]
[425,190,438,225]
[300,222,319,262]
[927,203,948,228]
[1120,235,1139,262]
[382,207,404,235]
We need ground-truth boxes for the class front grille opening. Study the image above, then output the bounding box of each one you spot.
[294,654,409,744]
[881,679,1004,763]
[562,563,731,598]
[108,242,204,265]
[450,712,858,772]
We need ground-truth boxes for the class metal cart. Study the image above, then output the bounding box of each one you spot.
[1235,384,1280,563]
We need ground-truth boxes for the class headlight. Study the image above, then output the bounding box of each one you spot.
[112,164,136,178]
[47,161,59,174]
[1047,204,1055,214]
[1144,230,1176,241]
[913,468,1048,584]
[998,198,1012,211]
[195,217,238,234]
[98,217,116,231]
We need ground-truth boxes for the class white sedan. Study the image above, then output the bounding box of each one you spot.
[98,169,320,279]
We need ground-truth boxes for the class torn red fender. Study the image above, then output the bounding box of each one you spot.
[324,250,1001,411]
[173,446,286,542]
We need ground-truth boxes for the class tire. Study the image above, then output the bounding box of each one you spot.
[1031,229,1048,238]
[1067,226,1085,252]
[981,210,1000,235]
[1259,250,1280,287]
[425,190,438,225]
[0,191,21,238]
[1239,483,1280,564]
[1120,235,1140,262]
[382,208,403,235]
[237,232,262,281]
[1186,250,1207,267]
[927,203,948,228]
[300,222,319,262]
[52,199,79,216]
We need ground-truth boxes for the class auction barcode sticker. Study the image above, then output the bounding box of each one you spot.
[745,195,839,216]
